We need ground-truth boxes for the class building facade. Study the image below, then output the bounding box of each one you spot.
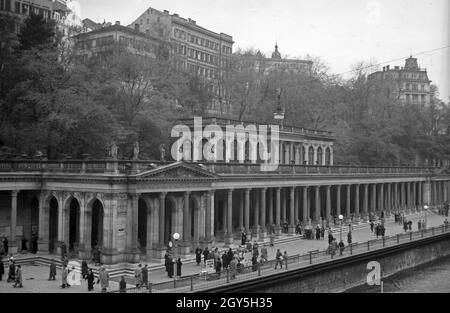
[129,7,234,116]
[0,0,82,33]
[73,22,164,64]
[368,56,432,105]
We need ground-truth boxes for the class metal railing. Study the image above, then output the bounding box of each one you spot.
[110,223,450,293]
[0,159,436,175]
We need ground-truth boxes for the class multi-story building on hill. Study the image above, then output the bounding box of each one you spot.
[368,56,432,105]
[129,7,234,116]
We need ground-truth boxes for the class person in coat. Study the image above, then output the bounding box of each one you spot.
[49,259,57,281]
[215,257,222,277]
[274,249,283,269]
[97,267,110,293]
[339,240,345,256]
[134,264,143,287]
[119,276,127,293]
[347,231,352,244]
[195,247,202,265]
[61,265,69,288]
[0,258,4,281]
[81,260,88,279]
[241,230,247,246]
[176,258,182,277]
[7,259,15,282]
[203,247,209,264]
[167,258,174,278]
[2,237,8,255]
[142,264,148,288]
[87,268,95,291]
[13,265,22,288]
[221,252,228,270]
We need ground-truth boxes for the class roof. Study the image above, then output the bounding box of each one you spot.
[75,24,163,43]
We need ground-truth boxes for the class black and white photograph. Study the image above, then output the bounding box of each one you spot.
[0,0,449,299]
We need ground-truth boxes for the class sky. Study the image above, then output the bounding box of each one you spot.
[75,0,450,101]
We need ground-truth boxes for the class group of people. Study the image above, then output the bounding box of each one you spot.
[133,264,149,289]
[370,221,386,238]
[0,257,22,288]
[164,253,183,278]
[417,219,427,230]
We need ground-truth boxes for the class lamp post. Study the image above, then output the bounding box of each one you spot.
[339,214,344,241]
[423,205,428,229]
[173,233,180,281]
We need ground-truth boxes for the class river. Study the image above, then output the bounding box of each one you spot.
[346,254,450,293]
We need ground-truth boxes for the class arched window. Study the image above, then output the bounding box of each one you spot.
[317,147,323,165]
[325,147,331,165]
[308,146,314,165]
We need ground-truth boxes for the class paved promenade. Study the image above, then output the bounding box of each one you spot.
[0,211,447,293]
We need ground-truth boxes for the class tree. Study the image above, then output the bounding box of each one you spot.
[18,13,55,50]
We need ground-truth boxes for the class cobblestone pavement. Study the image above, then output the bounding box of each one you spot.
[0,211,447,293]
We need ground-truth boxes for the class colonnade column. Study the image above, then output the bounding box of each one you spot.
[346,185,351,221]
[260,188,267,238]
[412,182,417,212]
[205,191,214,242]
[294,188,299,224]
[158,193,166,248]
[268,189,273,229]
[394,183,398,210]
[239,190,244,231]
[363,184,369,221]
[336,185,341,218]
[183,192,191,245]
[9,191,19,254]
[418,182,423,209]
[380,184,384,215]
[38,193,49,252]
[401,182,405,210]
[275,188,281,235]
[303,187,309,225]
[387,183,392,216]
[225,189,234,245]
[354,184,360,221]
[289,187,295,234]
[252,190,260,238]
[371,184,376,216]
[244,189,250,234]
[315,186,320,223]
[326,185,331,224]
[406,182,411,213]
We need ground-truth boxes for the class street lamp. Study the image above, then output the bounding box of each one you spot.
[423,205,429,229]
[339,214,344,241]
[173,233,180,281]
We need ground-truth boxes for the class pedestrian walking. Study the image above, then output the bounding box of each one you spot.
[49,259,57,281]
[320,226,325,240]
[251,255,258,272]
[119,276,127,293]
[0,258,3,281]
[61,265,69,288]
[203,247,209,264]
[328,232,334,245]
[2,237,8,255]
[167,258,174,278]
[283,251,288,270]
[408,220,412,231]
[87,268,95,291]
[339,240,345,256]
[142,264,148,288]
[97,266,110,293]
[13,265,22,288]
[7,259,15,282]
[241,229,247,246]
[81,260,88,279]
[274,249,283,269]
[195,247,202,265]
[215,257,222,277]
[370,221,374,233]
[176,258,182,277]
[315,226,321,240]
[134,264,143,288]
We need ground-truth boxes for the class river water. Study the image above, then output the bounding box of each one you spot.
[346,255,450,293]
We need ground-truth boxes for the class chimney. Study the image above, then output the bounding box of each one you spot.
[135,24,140,32]
[386,65,390,71]
[395,66,399,70]
[163,10,169,14]
[115,21,120,25]
[173,13,179,17]
[382,66,386,72]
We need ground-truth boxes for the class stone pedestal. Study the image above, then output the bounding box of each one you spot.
[224,235,234,247]
[101,248,122,264]
[259,228,267,240]
[288,225,296,235]
[251,226,260,241]
[274,226,282,237]
[78,246,92,260]
[37,240,49,254]
[9,244,18,255]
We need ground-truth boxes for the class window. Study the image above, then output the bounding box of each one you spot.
[157,17,160,22]
[147,18,150,24]
[421,95,426,103]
